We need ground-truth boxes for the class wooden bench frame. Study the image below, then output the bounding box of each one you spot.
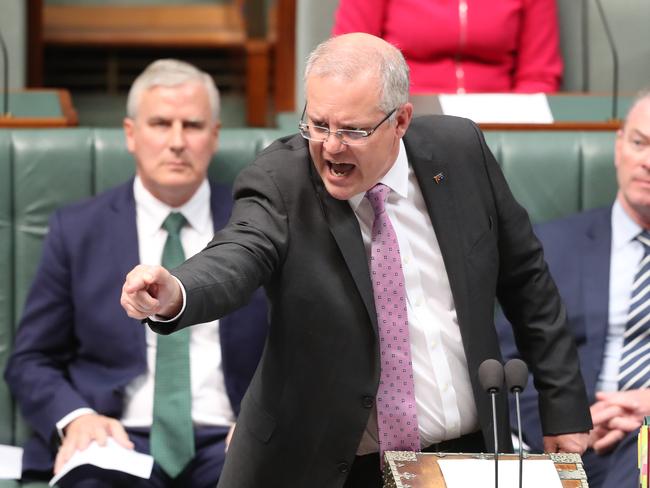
[41,3,273,127]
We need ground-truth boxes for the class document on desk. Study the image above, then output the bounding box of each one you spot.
[0,444,22,479]
[49,437,154,486]
[438,93,554,124]
[438,458,563,488]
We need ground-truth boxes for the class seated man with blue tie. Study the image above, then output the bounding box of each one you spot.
[4,59,268,487]
[498,91,650,488]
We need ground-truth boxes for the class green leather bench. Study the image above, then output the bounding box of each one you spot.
[0,126,618,486]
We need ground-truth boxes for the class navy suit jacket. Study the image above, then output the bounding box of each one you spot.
[4,179,269,473]
[497,206,612,451]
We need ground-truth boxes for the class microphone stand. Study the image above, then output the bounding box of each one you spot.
[0,30,8,117]
[505,358,529,488]
[490,388,499,488]
[594,0,619,121]
[479,359,503,488]
[514,388,523,488]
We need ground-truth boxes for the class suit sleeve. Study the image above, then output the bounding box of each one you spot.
[4,211,92,444]
[474,122,591,436]
[153,160,288,333]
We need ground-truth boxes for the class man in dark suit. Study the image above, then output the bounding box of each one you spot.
[121,34,591,488]
[498,92,650,488]
[4,59,268,487]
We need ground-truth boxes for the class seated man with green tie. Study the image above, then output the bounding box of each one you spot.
[498,90,650,488]
[4,59,269,487]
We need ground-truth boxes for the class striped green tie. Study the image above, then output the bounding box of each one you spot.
[150,212,195,477]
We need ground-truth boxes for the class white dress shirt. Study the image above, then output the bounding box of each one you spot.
[57,177,234,436]
[350,140,478,454]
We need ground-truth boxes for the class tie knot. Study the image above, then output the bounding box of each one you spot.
[162,212,187,236]
[638,230,650,250]
[366,183,390,216]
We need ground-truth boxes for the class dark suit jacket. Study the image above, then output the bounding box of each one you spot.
[153,116,591,488]
[498,206,611,452]
[4,179,269,473]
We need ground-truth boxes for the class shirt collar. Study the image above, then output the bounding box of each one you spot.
[611,199,643,251]
[133,176,211,236]
[348,139,409,211]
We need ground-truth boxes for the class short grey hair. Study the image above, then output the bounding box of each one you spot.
[126,59,220,122]
[304,35,410,115]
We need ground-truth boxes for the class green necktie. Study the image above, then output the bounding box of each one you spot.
[150,212,195,478]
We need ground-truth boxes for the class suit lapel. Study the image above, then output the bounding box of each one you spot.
[208,180,232,231]
[581,208,613,395]
[405,135,472,333]
[109,181,146,351]
[309,164,378,333]
[310,130,471,335]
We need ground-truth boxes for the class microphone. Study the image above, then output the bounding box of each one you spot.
[593,0,619,121]
[0,29,8,117]
[505,359,529,488]
[479,359,504,488]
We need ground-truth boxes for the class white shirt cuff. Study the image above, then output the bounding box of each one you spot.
[149,275,187,323]
[56,408,96,439]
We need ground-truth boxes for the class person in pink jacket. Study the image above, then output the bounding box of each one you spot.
[333,0,563,94]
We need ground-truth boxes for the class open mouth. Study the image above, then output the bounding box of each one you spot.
[328,161,355,177]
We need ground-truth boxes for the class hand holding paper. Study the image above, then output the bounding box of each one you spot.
[55,413,134,474]
[49,437,153,487]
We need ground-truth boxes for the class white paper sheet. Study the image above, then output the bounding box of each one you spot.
[0,444,22,479]
[49,437,154,486]
[438,93,554,124]
[438,458,563,488]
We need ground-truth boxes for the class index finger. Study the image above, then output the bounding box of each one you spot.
[596,391,639,412]
[123,265,156,294]
[591,403,625,426]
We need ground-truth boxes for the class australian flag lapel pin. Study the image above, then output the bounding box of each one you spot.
[433,172,445,184]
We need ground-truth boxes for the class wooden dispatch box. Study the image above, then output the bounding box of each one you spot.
[383,451,589,488]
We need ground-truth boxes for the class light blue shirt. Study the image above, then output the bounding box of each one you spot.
[597,201,645,391]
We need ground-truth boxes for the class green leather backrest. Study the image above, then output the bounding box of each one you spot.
[581,132,619,209]
[92,128,291,193]
[12,131,96,321]
[0,132,13,446]
[484,131,617,224]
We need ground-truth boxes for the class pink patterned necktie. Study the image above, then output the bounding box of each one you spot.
[366,183,420,464]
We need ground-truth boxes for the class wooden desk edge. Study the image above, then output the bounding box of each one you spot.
[0,89,78,127]
[479,121,622,131]
[384,452,589,488]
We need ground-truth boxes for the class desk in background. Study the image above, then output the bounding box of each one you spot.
[0,89,78,128]
[411,93,632,131]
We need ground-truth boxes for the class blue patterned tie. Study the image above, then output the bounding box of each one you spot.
[366,184,420,466]
[618,230,650,391]
[150,212,195,477]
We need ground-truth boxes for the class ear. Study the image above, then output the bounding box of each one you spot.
[212,121,221,154]
[123,117,136,154]
[394,103,413,138]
